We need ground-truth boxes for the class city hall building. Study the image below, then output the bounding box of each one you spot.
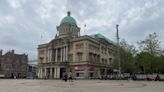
[37,12,114,79]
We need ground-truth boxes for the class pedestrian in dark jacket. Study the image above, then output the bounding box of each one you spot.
[63,75,68,82]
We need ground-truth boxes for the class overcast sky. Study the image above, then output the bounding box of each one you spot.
[0,0,164,60]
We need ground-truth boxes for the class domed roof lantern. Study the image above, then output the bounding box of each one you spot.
[67,11,71,16]
[60,11,77,26]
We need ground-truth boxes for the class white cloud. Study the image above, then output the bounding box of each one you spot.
[7,0,25,9]
[36,0,54,19]
[0,0,164,60]
[0,15,15,26]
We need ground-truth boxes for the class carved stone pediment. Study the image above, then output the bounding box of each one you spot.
[48,38,69,48]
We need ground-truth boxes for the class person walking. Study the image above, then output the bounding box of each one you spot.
[68,75,73,82]
[63,74,68,82]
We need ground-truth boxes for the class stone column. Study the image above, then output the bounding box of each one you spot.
[39,68,41,78]
[66,46,68,62]
[61,48,63,62]
[55,67,58,79]
[42,68,45,79]
[50,68,52,79]
[55,49,58,62]
[45,68,47,79]
[84,42,88,61]
[56,67,58,79]
[56,67,60,79]
[53,67,56,79]
[47,50,49,62]
[38,68,40,78]
[50,49,53,62]
[63,47,66,62]
[49,50,51,62]
[85,66,89,79]
[40,68,43,78]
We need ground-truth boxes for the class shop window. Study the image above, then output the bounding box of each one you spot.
[76,72,84,78]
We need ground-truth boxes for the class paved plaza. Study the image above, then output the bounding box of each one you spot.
[0,79,163,92]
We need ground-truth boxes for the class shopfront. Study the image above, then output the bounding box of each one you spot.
[88,66,95,79]
[74,66,85,79]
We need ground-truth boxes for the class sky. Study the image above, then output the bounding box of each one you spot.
[0,0,164,60]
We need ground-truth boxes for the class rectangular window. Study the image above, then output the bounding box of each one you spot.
[89,53,92,62]
[77,52,83,62]
[109,58,112,64]
[39,57,44,63]
[102,58,104,63]
[68,54,73,62]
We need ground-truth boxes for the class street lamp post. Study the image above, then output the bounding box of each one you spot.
[116,24,121,79]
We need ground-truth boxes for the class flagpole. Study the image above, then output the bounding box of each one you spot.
[116,24,121,79]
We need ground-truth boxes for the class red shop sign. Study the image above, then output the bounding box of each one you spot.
[74,66,84,71]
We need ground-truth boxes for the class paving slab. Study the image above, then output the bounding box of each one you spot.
[0,79,163,92]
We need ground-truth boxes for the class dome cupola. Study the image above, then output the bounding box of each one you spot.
[60,11,77,26]
[57,11,80,38]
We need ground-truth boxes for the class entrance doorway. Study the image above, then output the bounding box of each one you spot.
[60,68,66,79]
[52,68,54,79]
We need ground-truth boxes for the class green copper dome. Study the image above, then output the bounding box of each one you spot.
[60,11,77,26]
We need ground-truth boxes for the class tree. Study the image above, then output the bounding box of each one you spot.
[135,52,153,73]
[112,39,137,73]
[138,32,162,56]
[154,55,164,73]
[137,32,163,73]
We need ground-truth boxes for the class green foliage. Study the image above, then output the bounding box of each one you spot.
[135,32,163,74]
[113,39,137,73]
[112,32,164,74]
[138,32,162,56]
[135,52,154,73]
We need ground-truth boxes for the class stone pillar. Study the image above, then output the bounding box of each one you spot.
[61,48,63,62]
[85,66,89,79]
[40,68,43,78]
[56,67,60,79]
[63,47,66,62]
[45,68,47,79]
[47,50,49,62]
[49,49,51,62]
[41,68,44,78]
[38,68,40,78]
[50,68,52,79]
[55,67,57,79]
[84,42,88,61]
[53,67,56,79]
[97,68,101,79]
[55,49,58,62]
[66,46,68,62]
[50,50,52,62]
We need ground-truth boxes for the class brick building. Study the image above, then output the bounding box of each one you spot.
[0,50,28,78]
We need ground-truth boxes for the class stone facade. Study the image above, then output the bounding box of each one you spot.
[37,12,114,79]
[0,50,28,78]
